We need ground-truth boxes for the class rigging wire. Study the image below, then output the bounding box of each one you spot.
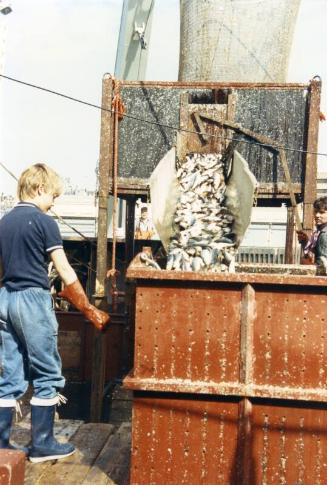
[0,73,326,157]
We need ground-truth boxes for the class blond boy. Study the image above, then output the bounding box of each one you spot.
[0,163,109,462]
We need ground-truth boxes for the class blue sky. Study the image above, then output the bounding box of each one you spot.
[0,0,326,195]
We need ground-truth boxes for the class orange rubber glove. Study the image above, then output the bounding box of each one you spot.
[58,280,110,331]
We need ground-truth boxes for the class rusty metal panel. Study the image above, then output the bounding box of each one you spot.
[131,393,239,485]
[251,402,327,484]
[0,450,25,485]
[134,283,241,383]
[57,311,87,381]
[253,287,327,391]
[124,266,327,482]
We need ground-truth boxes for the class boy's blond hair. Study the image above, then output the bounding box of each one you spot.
[17,163,63,201]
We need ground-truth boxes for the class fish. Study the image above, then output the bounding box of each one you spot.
[192,256,204,271]
[201,248,212,266]
[166,253,174,270]
[166,152,237,273]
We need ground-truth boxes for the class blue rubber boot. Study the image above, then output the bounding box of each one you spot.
[0,406,14,448]
[0,406,28,454]
[29,403,75,463]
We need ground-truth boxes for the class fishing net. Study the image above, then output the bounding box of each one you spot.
[179,0,301,82]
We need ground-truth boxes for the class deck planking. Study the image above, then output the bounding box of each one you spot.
[11,414,131,484]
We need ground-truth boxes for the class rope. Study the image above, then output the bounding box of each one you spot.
[57,393,68,406]
[15,401,23,421]
[107,78,125,311]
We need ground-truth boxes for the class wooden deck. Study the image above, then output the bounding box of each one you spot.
[11,414,131,484]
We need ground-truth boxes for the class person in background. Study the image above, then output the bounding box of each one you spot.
[0,163,109,462]
[297,196,327,272]
[135,206,155,240]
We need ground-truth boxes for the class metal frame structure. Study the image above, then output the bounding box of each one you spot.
[90,77,321,421]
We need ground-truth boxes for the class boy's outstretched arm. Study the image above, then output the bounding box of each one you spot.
[50,248,77,285]
[50,249,110,331]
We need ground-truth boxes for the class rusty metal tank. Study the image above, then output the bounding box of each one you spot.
[124,262,327,484]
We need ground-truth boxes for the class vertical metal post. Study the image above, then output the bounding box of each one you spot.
[125,196,136,266]
[240,284,255,385]
[90,75,113,422]
[285,205,296,264]
[303,79,321,231]
[237,283,255,484]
